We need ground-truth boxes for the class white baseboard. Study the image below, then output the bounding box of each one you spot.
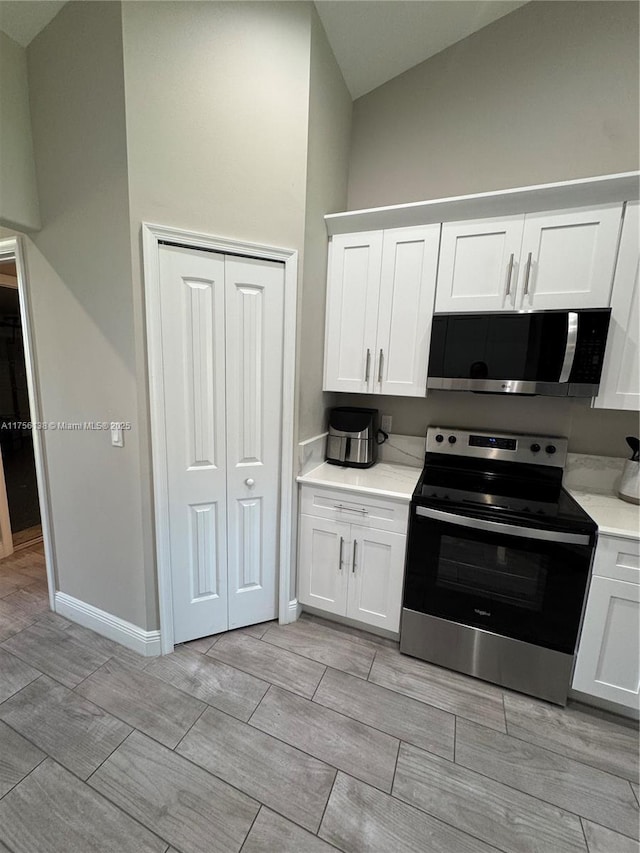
[55,592,162,657]
[281,597,301,623]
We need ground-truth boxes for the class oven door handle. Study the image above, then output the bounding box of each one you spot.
[415,506,591,546]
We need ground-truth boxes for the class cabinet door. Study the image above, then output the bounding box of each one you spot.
[298,514,349,617]
[435,216,524,313]
[572,576,640,711]
[517,204,623,310]
[595,201,639,411]
[346,525,406,632]
[375,225,440,397]
[323,231,383,393]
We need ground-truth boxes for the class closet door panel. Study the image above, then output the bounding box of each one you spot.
[225,256,284,630]
[159,244,228,644]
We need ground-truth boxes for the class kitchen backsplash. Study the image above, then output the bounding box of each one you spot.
[331,392,637,459]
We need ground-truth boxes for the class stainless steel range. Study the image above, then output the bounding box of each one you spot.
[401,426,597,705]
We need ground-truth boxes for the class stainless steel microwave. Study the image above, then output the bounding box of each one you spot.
[427,308,611,397]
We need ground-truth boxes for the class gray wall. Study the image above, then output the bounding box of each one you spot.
[120,1,321,626]
[342,0,640,454]
[0,32,40,232]
[26,2,150,626]
[298,8,352,440]
[348,1,639,209]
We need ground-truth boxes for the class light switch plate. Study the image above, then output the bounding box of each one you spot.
[110,423,124,447]
[381,414,392,433]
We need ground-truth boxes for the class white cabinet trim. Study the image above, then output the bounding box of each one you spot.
[325,171,640,235]
[142,223,298,654]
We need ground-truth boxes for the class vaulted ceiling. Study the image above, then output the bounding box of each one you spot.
[0,0,528,100]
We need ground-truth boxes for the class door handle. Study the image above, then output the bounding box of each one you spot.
[523,252,533,297]
[378,349,384,384]
[505,253,514,297]
[365,348,371,383]
[352,539,357,573]
[338,536,344,571]
[245,478,255,487]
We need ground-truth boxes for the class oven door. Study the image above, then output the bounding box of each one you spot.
[403,505,593,654]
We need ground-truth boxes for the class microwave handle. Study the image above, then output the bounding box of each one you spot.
[415,505,590,546]
[558,311,578,383]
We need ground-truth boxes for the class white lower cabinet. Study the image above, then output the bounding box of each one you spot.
[298,486,408,633]
[573,535,640,713]
[298,515,349,618]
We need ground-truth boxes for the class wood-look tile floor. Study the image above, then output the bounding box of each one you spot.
[0,546,638,853]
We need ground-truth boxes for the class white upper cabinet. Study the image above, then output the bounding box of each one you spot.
[323,231,383,393]
[324,225,439,396]
[435,216,524,312]
[375,226,441,396]
[435,204,624,313]
[517,204,623,310]
[595,201,640,411]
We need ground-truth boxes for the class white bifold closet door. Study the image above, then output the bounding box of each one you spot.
[158,244,284,644]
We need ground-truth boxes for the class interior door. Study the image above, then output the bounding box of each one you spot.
[517,204,623,310]
[225,256,284,630]
[376,225,440,397]
[159,244,228,643]
[323,231,383,392]
[435,216,524,313]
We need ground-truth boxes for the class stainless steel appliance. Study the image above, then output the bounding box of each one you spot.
[401,427,597,705]
[427,308,611,396]
[326,407,379,468]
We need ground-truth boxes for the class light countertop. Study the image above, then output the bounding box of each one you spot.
[564,453,639,541]
[568,489,639,541]
[296,456,640,538]
[297,461,421,503]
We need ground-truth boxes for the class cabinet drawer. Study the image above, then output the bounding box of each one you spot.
[592,535,640,585]
[300,485,409,534]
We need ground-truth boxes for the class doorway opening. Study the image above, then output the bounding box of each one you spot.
[0,259,42,554]
[0,237,55,611]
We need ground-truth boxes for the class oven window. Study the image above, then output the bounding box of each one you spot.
[438,536,547,611]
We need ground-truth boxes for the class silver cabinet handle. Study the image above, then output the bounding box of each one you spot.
[378,349,384,384]
[334,504,368,515]
[352,539,357,573]
[415,505,590,546]
[245,478,255,487]
[523,252,533,296]
[365,348,371,383]
[338,536,344,571]
[505,253,514,296]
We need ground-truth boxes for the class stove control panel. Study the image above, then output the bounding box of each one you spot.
[426,427,568,468]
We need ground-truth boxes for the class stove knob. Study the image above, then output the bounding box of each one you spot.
[546,444,557,455]
[435,434,444,443]
[530,443,540,453]
[448,435,457,444]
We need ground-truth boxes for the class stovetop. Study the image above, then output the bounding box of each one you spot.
[413,427,597,535]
